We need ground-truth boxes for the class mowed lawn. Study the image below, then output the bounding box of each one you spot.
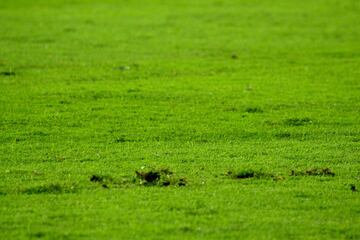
[0,0,360,239]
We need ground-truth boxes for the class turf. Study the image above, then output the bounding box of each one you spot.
[1,0,360,239]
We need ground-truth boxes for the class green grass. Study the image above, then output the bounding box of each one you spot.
[1,0,360,239]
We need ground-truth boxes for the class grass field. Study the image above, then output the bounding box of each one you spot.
[1,0,360,239]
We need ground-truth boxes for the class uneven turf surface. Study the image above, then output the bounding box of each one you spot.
[1,0,360,239]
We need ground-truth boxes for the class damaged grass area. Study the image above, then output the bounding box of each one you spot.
[89,168,187,188]
[290,167,335,177]
[227,167,335,182]
[89,174,115,188]
[350,184,357,192]
[135,168,187,187]
[89,174,134,189]
[226,169,283,180]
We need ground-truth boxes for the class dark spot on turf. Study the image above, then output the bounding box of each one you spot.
[275,132,291,138]
[135,168,186,187]
[295,193,312,199]
[179,226,194,232]
[224,107,238,112]
[229,170,254,179]
[136,170,160,183]
[350,184,357,192]
[245,107,263,113]
[59,100,70,105]
[90,175,114,188]
[284,117,312,126]
[290,167,335,177]
[79,158,94,163]
[162,181,170,186]
[227,169,275,179]
[91,107,104,111]
[30,232,46,238]
[90,174,113,183]
[0,71,16,76]
[231,53,238,59]
[32,131,48,137]
[90,175,104,182]
[178,178,187,186]
[114,137,127,143]
[114,136,135,143]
